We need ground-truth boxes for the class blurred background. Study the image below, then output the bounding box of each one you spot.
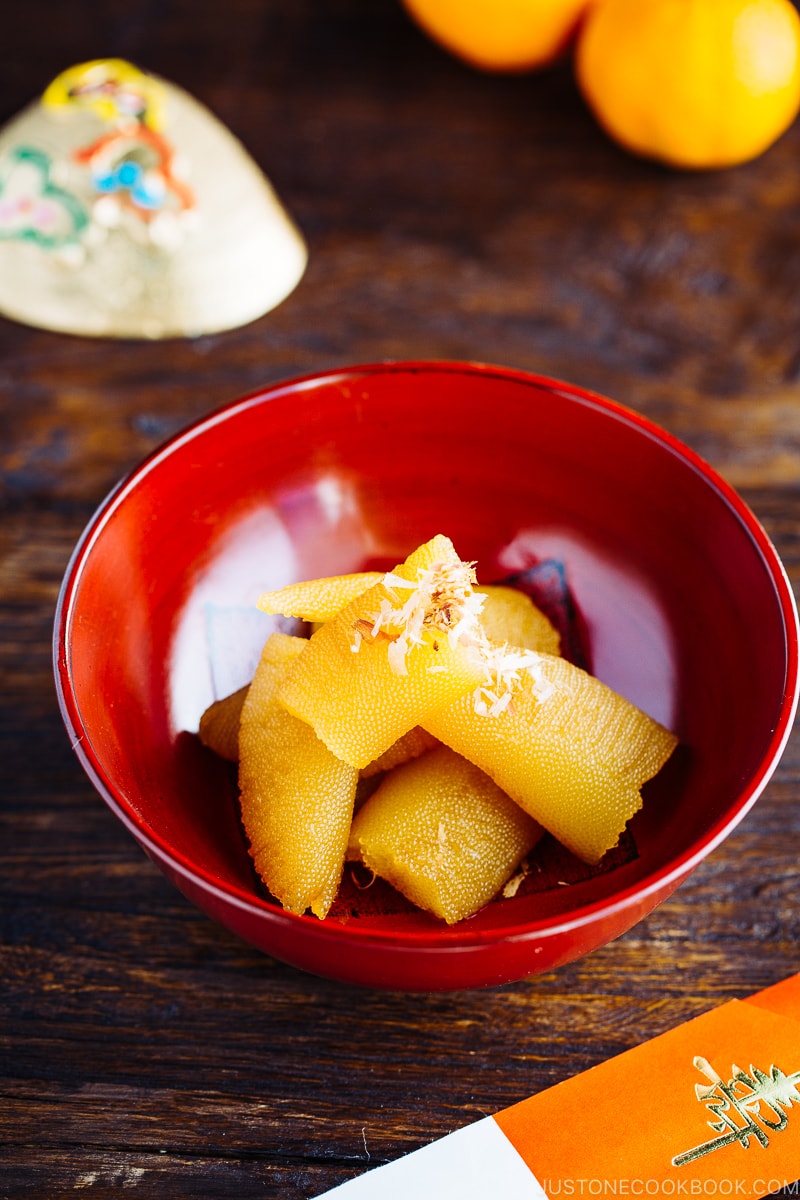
[6,0,800,494]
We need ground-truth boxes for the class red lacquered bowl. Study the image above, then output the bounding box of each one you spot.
[53,362,799,991]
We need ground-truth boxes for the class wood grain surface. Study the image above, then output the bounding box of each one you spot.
[2,2,799,1196]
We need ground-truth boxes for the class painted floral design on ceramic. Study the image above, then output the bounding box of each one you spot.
[43,59,195,247]
[0,56,307,335]
[42,57,166,131]
[0,145,89,248]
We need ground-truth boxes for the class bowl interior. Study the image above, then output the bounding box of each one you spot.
[56,362,797,945]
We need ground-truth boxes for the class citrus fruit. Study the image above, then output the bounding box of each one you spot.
[402,0,591,73]
[348,745,543,923]
[238,633,358,918]
[576,0,800,168]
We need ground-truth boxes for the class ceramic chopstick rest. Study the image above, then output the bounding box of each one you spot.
[0,59,307,338]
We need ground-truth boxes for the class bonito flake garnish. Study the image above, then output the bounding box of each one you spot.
[355,557,485,674]
[472,641,555,717]
[356,558,556,723]
[275,535,492,769]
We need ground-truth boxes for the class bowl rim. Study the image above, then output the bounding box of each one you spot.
[53,358,800,951]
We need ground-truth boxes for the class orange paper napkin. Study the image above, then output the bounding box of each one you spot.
[319,975,800,1199]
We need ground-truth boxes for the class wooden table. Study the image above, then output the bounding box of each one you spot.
[3,2,799,1196]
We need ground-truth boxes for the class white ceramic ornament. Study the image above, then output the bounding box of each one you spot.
[0,59,307,338]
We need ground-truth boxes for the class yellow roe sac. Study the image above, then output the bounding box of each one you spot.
[423,652,677,864]
[361,726,440,777]
[357,587,560,776]
[257,571,383,623]
[478,585,560,657]
[348,746,543,924]
[276,535,489,769]
[197,577,560,770]
[198,684,249,761]
[259,574,560,656]
[238,632,358,918]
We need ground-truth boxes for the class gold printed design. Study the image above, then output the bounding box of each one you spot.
[672,1054,800,1166]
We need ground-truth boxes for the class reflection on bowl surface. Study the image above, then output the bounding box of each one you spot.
[54,361,799,990]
